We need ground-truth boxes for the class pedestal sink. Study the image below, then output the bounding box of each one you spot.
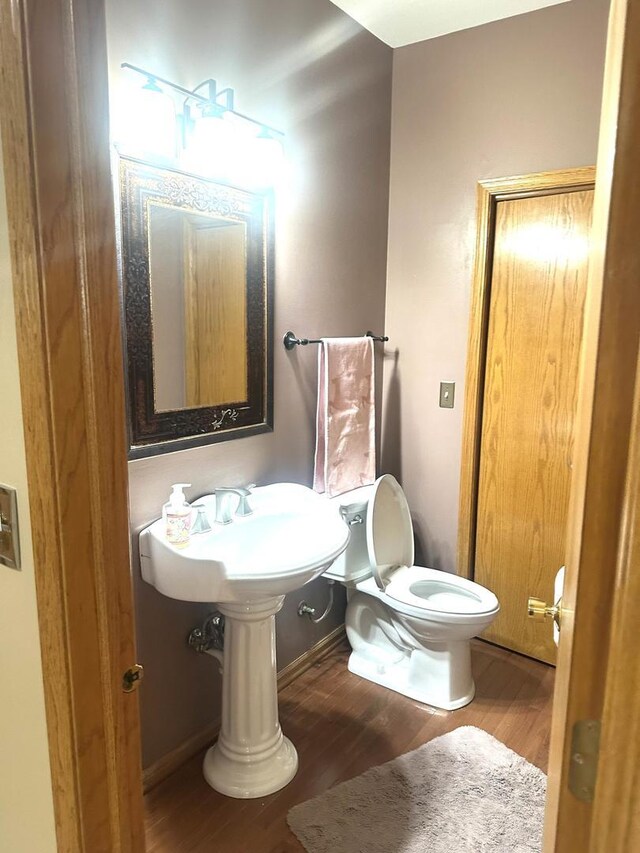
[139,483,349,798]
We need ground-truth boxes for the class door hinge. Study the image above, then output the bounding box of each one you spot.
[568,719,600,803]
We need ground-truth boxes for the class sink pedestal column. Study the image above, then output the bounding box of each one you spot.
[203,596,298,798]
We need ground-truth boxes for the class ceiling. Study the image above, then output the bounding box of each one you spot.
[327,0,571,48]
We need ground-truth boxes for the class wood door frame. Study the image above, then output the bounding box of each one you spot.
[457,166,596,580]
[0,0,145,850]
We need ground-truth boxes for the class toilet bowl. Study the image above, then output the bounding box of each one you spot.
[325,474,499,710]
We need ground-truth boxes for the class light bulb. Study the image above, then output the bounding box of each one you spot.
[113,78,177,162]
[181,107,284,189]
[181,107,237,180]
[249,128,284,189]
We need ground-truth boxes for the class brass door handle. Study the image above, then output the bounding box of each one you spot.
[527,596,562,628]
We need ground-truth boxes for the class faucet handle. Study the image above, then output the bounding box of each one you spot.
[191,503,212,534]
[236,487,253,517]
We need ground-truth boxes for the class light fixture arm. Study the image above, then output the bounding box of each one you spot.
[191,78,235,113]
[122,62,204,102]
[121,62,283,137]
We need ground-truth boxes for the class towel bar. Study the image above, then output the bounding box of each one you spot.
[283,330,389,351]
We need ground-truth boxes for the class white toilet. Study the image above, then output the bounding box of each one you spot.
[325,474,499,710]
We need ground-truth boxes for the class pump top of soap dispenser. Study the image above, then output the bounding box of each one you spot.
[169,483,191,508]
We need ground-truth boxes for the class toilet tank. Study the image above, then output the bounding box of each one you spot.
[324,485,374,584]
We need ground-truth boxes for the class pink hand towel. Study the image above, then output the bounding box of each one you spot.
[313,337,376,497]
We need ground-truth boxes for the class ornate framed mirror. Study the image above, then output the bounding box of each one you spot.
[118,157,274,458]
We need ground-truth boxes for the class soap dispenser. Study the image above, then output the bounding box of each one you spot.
[163,483,193,548]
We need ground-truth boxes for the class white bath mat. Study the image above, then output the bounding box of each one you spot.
[287,726,546,853]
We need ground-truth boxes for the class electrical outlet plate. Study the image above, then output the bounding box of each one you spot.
[439,381,455,409]
[0,484,20,570]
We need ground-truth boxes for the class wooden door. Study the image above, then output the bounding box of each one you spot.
[474,188,593,664]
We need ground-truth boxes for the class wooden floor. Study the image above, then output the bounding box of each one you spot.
[144,639,555,853]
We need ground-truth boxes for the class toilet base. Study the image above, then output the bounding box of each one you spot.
[347,641,476,711]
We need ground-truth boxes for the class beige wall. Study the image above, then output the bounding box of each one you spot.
[106,0,392,768]
[0,151,57,848]
[383,0,610,571]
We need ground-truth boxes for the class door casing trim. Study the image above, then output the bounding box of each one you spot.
[0,0,145,849]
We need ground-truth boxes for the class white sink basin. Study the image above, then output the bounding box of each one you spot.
[138,482,349,800]
[139,483,349,602]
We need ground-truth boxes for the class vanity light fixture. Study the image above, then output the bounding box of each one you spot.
[118,62,285,188]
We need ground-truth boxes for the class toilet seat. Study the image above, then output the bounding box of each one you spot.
[384,566,499,622]
[364,475,499,623]
[355,571,499,624]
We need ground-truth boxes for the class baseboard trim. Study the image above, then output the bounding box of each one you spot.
[143,718,221,795]
[142,624,346,793]
[276,623,346,691]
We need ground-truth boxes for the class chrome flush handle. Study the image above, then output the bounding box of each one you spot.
[339,507,363,526]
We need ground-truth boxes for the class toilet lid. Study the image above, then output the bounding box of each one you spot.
[366,474,415,590]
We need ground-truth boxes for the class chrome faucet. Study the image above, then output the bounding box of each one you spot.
[213,487,253,524]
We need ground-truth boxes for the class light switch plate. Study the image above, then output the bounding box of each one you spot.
[0,484,21,570]
[439,381,455,409]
